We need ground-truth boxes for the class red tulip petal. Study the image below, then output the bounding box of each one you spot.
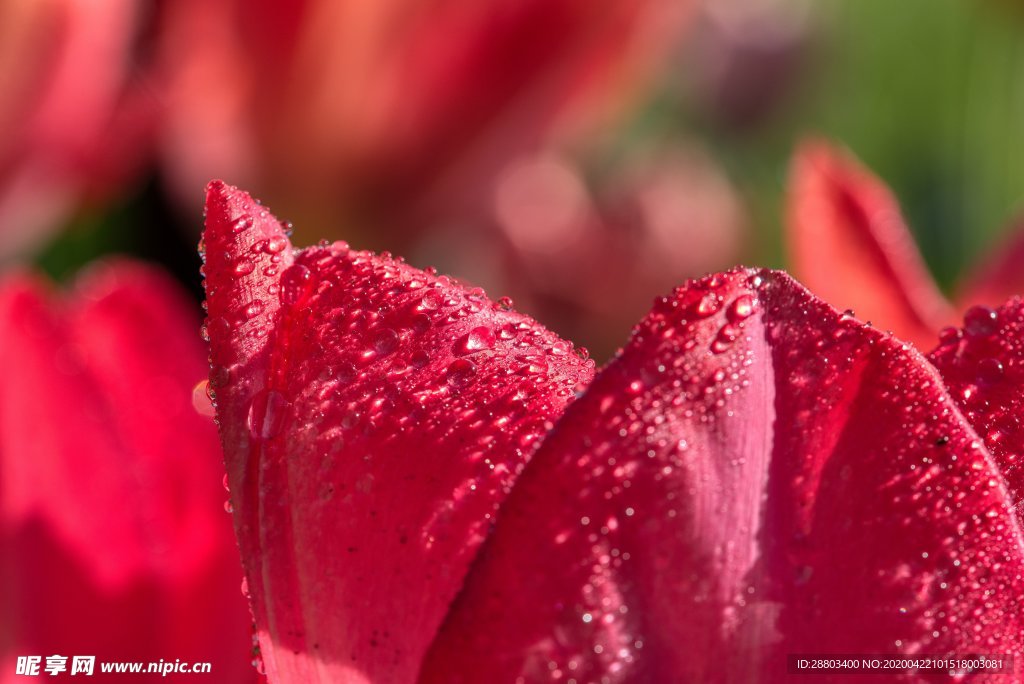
[928,299,1024,527]
[422,269,1024,682]
[957,216,1024,311]
[203,182,595,683]
[786,140,953,347]
[0,261,253,677]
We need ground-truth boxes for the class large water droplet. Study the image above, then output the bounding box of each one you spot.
[231,216,253,234]
[963,306,998,338]
[446,359,477,387]
[373,328,399,354]
[976,358,1004,385]
[455,326,495,355]
[420,290,443,311]
[727,295,755,322]
[245,300,265,318]
[192,380,216,417]
[695,293,721,317]
[248,389,290,440]
[233,258,255,275]
[281,264,316,305]
[264,236,288,254]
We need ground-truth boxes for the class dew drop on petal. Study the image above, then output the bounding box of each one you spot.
[963,305,998,338]
[281,264,316,305]
[420,290,443,311]
[456,326,495,355]
[727,295,755,322]
[264,236,288,254]
[695,292,721,317]
[938,326,962,345]
[446,359,477,387]
[244,300,265,318]
[248,389,290,440]
[192,380,216,417]
[231,216,253,233]
[373,328,399,355]
[976,358,1004,385]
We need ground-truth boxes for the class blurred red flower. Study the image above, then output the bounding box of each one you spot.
[205,182,1024,683]
[0,261,255,682]
[484,145,746,360]
[0,0,158,258]
[159,0,694,248]
[786,139,1024,348]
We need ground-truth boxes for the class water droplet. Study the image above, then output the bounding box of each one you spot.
[420,290,443,310]
[497,296,514,311]
[335,362,356,383]
[264,236,288,253]
[244,300,265,318]
[410,313,431,332]
[410,350,430,368]
[964,306,998,338]
[233,258,255,275]
[727,295,755,322]
[192,380,215,417]
[231,216,253,234]
[456,326,495,355]
[206,317,230,342]
[373,328,399,354]
[248,390,290,440]
[938,326,962,345]
[224,499,234,513]
[976,358,1004,385]
[281,264,316,305]
[711,324,739,353]
[446,359,477,387]
[695,293,721,317]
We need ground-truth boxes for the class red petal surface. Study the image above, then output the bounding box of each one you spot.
[957,216,1024,312]
[203,182,595,683]
[0,261,253,681]
[928,300,1024,527]
[786,140,953,347]
[422,269,1024,682]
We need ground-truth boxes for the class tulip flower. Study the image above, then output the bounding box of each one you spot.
[0,261,255,682]
[206,181,1024,683]
[488,146,746,361]
[160,0,695,249]
[786,139,1024,349]
[0,0,157,257]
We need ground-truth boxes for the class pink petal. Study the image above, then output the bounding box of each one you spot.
[786,139,954,347]
[422,269,1024,682]
[0,261,254,678]
[957,215,1024,311]
[160,0,694,247]
[928,299,1024,526]
[203,182,595,683]
[0,0,157,257]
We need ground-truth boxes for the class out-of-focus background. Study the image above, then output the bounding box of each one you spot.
[1,0,1022,680]
[4,0,1021,360]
